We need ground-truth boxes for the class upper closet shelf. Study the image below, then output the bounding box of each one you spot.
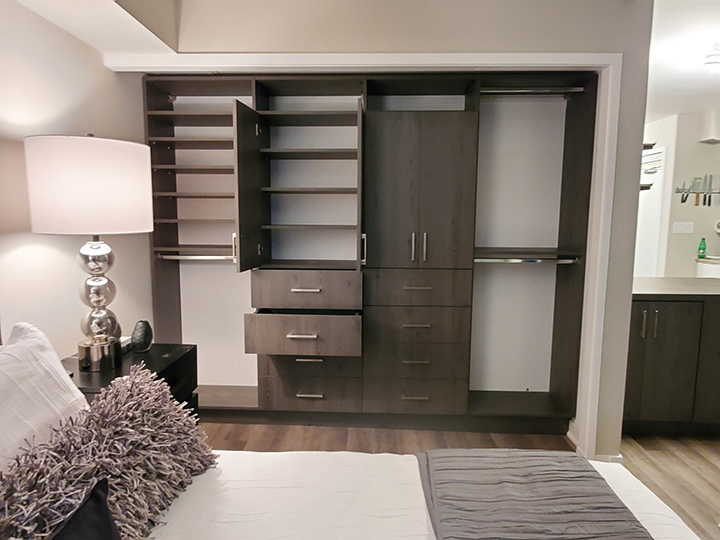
[148,138,234,150]
[261,187,357,194]
[258,111,358,126]
[260,148,358,160]
[152,165,234,174]
[473,247,579,264]
[146,111,233,127]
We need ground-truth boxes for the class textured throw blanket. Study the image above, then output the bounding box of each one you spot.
[416,449,654,540]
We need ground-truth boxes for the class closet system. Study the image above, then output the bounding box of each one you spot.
[143,72,597,431]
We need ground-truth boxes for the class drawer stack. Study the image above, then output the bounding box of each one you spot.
[245,269,362,412]
[362,269,472,414]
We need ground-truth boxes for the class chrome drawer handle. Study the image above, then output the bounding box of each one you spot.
[402,360,431,365]
[287,333,318,340]
[403,286,432,291]
[296,358,323,363]
[296,393,324,399]
[290,288,322,293]
[402,324,432,328]
[401,396,430,401]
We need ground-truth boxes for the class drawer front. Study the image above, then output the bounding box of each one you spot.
[364,269,472,307]
[258,354,362,378]
[363,379,468,415]
[259,376,362,412]
[363,306,471,343]
[245,312,362,356]
[363,342,469,380]
[251,269,362,309]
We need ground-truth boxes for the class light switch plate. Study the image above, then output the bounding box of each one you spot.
[672,222,694,234]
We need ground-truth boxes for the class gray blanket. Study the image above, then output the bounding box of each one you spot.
[416,449,654,540]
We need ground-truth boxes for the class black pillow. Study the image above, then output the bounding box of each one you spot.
[48,479,120,540]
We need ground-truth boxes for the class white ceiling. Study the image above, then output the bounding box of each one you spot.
[15,0,720,125]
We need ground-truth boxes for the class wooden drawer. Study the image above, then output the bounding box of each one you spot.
[258,354,362,378]
[259,376,362,412]
[251,269,362,309]
[363,269,472,306]
[245,311,361,356]
[363,306,471,343]
[363,342,469,379]
[363,378,468,415]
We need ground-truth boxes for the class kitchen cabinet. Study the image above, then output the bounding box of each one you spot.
[623,300,702,423]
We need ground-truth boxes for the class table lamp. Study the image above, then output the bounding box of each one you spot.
[23,135,153,371]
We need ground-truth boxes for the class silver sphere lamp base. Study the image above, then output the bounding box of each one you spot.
[78,338,121,372]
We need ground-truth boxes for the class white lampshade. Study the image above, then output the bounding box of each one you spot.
[24,135,153,235]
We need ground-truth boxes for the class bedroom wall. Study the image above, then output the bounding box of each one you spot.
[171,0,653,459]
[0,0,152,355]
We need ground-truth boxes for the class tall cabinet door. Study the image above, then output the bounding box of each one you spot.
[624,300,702,423]
[364,112,421,268]
[418,112,478,269]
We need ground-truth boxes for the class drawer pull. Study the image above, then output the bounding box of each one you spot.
[401,396,430,401]
[402,323,432,329]
[296,393,324,399]
[287,333,319,340]
[296,358,323,363]
[290,288,322,293]
[403,286,433,291]
[402,360,431,365]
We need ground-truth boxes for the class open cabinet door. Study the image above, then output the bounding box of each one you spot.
[234,100,270,272]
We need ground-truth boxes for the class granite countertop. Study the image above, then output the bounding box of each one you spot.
[633,277,720,295]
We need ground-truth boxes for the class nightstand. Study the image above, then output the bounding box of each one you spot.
[62,344,198,411]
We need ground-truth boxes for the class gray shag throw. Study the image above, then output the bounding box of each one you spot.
[0,364,217,540]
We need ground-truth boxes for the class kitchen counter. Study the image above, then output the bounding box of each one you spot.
[633,277,720,296]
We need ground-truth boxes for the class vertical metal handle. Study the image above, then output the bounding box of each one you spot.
[423,232,427,262]
[641,309,647,338]
[411,232,416,262]
[361,233,367,265]
[654,309,659,338]
[231,232,238,263]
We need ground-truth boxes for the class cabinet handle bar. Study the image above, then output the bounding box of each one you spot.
[403,286,433,291]
[641,309,647,339]
[423,232,428,262]
[402,360,431,365]
[654,309,659,338]
[402,396,430,401]
[402,324,432,328]
[287,334,319,340]
[296,358,323,363]
[296,393,324,399]
[290,288,322,293]
[411,232,416,262]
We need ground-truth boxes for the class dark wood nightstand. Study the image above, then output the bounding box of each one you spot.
[62,344,198,411]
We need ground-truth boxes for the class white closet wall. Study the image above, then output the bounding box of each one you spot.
[470,96,567,391]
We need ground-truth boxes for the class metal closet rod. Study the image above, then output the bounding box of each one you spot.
[473,258,577,264]
[156,254,236,262]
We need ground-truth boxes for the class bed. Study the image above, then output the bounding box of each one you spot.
[0,323,701,540]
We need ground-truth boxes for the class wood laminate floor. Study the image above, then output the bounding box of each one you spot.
[199,422,720,540]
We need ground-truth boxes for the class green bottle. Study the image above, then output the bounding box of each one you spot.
[699,237,707,259]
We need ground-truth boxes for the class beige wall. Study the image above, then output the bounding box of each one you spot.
[0,0,152,355]
[651,114,720,277]
[176,0,653,459]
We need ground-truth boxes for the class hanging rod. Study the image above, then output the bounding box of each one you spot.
[156,254,236,262]
[479,87,585,95]
[473,257,577,264]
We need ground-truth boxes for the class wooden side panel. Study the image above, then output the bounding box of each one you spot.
[363,111,421,268]
[548,74,598,412]
[418,111,478,269]
[234,100,270,271]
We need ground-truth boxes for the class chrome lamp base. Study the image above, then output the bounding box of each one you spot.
[78,338,121,372]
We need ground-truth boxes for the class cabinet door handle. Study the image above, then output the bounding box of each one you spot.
[422,232,428,262]
[296,358,323,363]
[654,309,659,338]
[361,233,367,265]
[402,360,431,365]
[402,396,430,401]
[287,333,318,340]
[231,232,238,264]
[290,288,322,293]
[403,286,432,291]
[296,393,324,399]
[411,232,416,262]
[402,323,432,328]
[641,309,647,338]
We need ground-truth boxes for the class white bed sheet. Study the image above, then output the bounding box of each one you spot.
[152,451,700,540]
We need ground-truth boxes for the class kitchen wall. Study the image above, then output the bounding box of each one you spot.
[0,0,152,355]
[645,113,720,277]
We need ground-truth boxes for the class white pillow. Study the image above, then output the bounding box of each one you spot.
[0,322,88,472]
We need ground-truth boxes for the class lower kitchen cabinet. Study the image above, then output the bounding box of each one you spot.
[624,294,720,433]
